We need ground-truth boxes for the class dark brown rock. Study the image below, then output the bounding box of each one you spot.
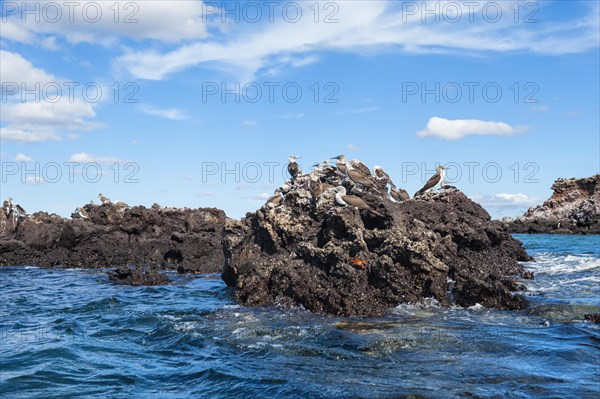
[223,179,533,317]
[108,265,171,286]
[584,313,600,324]
[0,204,226,273]
[506,175,600,234]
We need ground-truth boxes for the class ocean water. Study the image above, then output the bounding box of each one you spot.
[1,235,599,399]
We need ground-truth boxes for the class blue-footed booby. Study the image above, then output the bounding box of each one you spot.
[333,186,383,216]
[266,188,283,208]
[98,193,111,205]
[3,197,12,216]
[72,207,90,220]
[331,155,347,175]
[390,184,410,202]
[415,165,446,196]
[309,171,323,199]
[350,159,372,177]
[15,204,28,217]
[287,155,302,180]
[346,163,379,191]
[373,166,391,184]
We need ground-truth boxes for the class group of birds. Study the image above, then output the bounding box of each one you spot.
[71,193,129,220]
[266,154,447,216]
[2,197,28,219]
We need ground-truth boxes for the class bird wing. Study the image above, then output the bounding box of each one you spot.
[417,173,441,193]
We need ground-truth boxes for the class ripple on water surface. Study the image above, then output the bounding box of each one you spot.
[1,235,599,398]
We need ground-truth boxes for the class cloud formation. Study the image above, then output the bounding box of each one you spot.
[417,117,528,140]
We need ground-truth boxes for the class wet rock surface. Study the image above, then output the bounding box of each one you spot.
[108,265,171,286]
[0,203,226,274]
[506,175,600,234]
[223,177,533,317]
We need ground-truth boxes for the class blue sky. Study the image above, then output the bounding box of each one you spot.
[1,0,599,219]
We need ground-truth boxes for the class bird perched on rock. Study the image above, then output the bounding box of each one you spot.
[287,155,302,180]
[266,188,284,209]
[331,155,348,175]
[2,197,12,216]
[333,186,383,217]
[390,184,410,202]
[415,165,446,197]
[72,207,90,220]
[346,163,379,192]
[373,166,391,184]
[98,193,111,205]
[309,171,323,199]
[15,204,28,217]
[350,159,372,177]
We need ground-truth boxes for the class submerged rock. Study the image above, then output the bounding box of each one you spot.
[507,175,600,234]
[108,265,171,286]
[223,176,532,317]
[0,204,226,273]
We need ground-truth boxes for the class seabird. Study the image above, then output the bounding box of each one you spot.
[2,197,12,216]
[415,165,446,196]
[390,184,410,202]
[287,155,302,180]
[309,171,323,199]
[72,207,90,220]
[15,204,28,217]
[114,200,129,208]
[266,188,283,208]
[373,166,392,184]
[333,186,383,217]
[346,163,379,191]
[350,159,372,177]
[331,155,348,175]
[98,193,111,205]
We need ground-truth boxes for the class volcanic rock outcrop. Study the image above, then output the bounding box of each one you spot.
[0,203,226,273]
[507,175,600,234]
[222,176,533,317]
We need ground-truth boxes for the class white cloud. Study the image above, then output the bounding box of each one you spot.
[530,105,549,113]
[242,192,270,201]
[0,50,103,141]
[347,144,361,152]
[24,176,45,185]
[1,128,61,143]
[417,117,529,140]
[471,193,540,208]
[241,119,257,127]
[113,1,599,81]
[140,105,187,120]
[68,152,125,164]
[1,1,209,45]
[14,153,33,162]
[197,191,214,197]
[40,36,60,50]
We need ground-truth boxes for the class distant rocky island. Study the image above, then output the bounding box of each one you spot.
[505,175,600,234]
[0,202,225,274]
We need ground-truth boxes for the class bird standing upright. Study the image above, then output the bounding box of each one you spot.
[287,155,302,180]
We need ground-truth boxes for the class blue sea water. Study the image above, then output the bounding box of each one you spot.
[1,235,599,399]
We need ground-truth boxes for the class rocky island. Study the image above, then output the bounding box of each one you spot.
[222,158,533,317]
[0,200,226,274]
[2,157,536,316]
[506,175,600,234]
